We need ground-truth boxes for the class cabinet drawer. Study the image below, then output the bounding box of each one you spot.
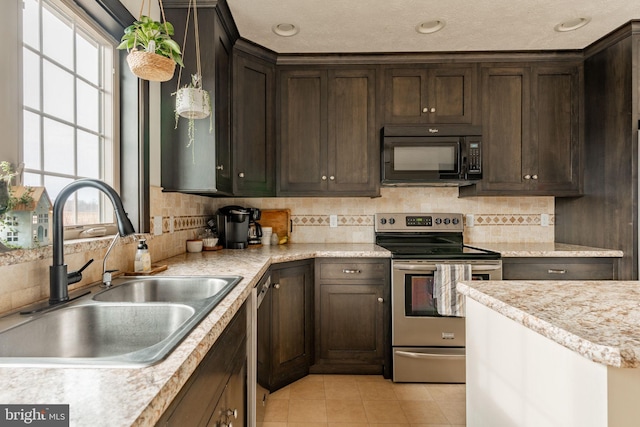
[503,258,616,280]
[318,259,388,281]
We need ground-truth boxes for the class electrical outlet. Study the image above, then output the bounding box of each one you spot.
[330,215,338,228]
[154,216,163,236]
[169,216,175,233]
[466,214,474,227]
[541,214,549,227]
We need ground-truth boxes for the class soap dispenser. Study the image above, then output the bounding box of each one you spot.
[134,238,152,273]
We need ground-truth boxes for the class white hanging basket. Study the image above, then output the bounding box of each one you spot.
[175,87,211,119]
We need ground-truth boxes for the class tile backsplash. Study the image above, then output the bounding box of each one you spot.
[0,185,554,314]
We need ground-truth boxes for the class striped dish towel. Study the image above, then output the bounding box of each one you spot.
[434,264,472,317]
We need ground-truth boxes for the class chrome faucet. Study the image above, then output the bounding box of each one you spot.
[49,179,136,305]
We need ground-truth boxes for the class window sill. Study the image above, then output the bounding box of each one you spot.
[0,234,137,268]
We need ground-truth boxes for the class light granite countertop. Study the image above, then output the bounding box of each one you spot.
[0,241,622,426]
[0,243,388,427]
[457,280,640,368]
[474,242,623,258]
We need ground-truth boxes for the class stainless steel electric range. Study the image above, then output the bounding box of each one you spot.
[375,212,501,383]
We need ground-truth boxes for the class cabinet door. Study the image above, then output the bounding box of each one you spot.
[318,284,385,365]
[327,69,378,194]
[429,66,475,124]
[384,68,426,123]
[161,7,218,192]
[479,66,531,192]
[160,8,233,195]
[384,65,475,124]
[278,70,327,194]
[233,54,275,196]
[213,12,233,194]
[269,260,314,391]
[531,66,580,194]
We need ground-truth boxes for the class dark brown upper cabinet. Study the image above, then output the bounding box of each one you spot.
[277,67,379,197]
[460,63,581,197]
[384,65,477,124]
[232,50,276,196]
[161,5,234,195]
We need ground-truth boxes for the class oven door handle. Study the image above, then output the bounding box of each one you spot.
[394,265,437,272]
[394,264,501,272]
[395,350,465,361]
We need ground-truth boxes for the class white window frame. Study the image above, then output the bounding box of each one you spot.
[20,0,120,237]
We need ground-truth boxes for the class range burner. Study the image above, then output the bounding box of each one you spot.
[374,212,500,260]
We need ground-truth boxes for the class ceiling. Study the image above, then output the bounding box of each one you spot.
[226,0,638,54]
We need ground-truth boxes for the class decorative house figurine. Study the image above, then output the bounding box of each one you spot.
[0,186,51,249]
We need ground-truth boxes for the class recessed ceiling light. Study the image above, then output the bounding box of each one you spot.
[554,17,591,32]
[415,20,446,34]
[272,23,299,37]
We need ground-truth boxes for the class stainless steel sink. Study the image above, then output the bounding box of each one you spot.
[93,276,240,303]
[0,275,243,367]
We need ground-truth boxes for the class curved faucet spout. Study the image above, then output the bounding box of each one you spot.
[50,179,136,305]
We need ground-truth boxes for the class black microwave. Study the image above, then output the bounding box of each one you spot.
[382,125,482,185]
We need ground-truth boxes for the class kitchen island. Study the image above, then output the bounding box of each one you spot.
[0,244,388,427]
[458,280,640,427]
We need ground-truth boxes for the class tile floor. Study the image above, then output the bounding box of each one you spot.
[257,374,466,426]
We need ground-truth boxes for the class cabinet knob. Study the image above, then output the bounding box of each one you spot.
[329,175,335,181]
[273,283,280,289]
[422,107,428,113]
[524,174,531,180]
[377,297,384,303]
[216,165,224,171]
[532,174,538,180]
[238,172,245,178]
[430,107,436,113]
[226,409,238,419]
[321,175,327,181]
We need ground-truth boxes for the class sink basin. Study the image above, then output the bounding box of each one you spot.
[93,276,241,303]
[0,275,243,367]
[0,304,196,363]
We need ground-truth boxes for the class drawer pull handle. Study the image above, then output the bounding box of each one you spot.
[343,269,361,274]
[548,269,567,274]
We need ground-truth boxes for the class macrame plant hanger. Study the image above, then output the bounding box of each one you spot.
[173,0,212,164]
[126,0,177,81]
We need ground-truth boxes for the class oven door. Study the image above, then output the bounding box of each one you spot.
[391,260,501,347]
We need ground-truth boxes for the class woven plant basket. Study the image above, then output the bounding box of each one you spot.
[127,50,176,82]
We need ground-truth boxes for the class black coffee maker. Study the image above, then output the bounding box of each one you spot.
[216,205,251,249]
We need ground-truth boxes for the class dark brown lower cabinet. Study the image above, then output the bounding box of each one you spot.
[156,302,247,427]
[311,258,391,377]
[502,257,617,280]
[257,259,314,392]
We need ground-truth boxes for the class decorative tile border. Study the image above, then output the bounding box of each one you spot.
[473,214,554,226]
[145,214,553,235]
[290,214,554,227]
[292,215,374,226]
[156,215,209,234]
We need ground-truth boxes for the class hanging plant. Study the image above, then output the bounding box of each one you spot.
[172,0,212,164]
[117,0,184,82]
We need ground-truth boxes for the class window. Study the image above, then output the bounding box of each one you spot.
[21,0,117,228]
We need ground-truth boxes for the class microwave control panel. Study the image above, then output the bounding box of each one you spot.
[467,140,482,174]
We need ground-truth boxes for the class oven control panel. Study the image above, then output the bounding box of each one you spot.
[375,213,464,232]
